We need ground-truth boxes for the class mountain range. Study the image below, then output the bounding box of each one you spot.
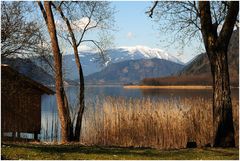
[2,45,184,86]
[63,45,183,80]
[85,58,184,84]
[3,29,237,86]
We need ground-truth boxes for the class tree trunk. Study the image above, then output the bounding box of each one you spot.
[43,2,73,143]
[74,65,85,141]
[72,46,85,141]
[209,50,235,147]
[198,1,238,147]
[55,6,86,141]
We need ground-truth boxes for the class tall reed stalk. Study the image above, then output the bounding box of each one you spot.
[80,97,238,149]
[41,96,238,149]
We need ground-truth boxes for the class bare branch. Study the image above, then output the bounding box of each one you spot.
[1,1,50,59]
[37,1,48,25]
[76,2,97,47]
[218,1,239,47]
[146,1,158,18]
[81,39,106,62]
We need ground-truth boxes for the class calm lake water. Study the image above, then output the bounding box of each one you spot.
[38,85,238,142]
[41,85,239,112]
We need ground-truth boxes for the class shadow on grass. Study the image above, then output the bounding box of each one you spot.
[2,142,187,158]
[202,147,239,156]
[2,142,239,160]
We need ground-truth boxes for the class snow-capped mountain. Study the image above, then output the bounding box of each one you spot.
[111,46,183,65]
[62,45,184,80]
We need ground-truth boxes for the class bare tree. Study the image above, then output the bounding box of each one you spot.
[38,1,114,142]
[1,1,55,77]
[38,1,73,143]
[1,1,45,59]
[147,1,239,147]
[51,1,114,141]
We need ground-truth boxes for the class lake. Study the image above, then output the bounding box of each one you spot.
[41,85,238,112]
[39,85,238,142]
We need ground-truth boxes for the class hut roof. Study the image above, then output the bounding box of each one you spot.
[2,64,55,95]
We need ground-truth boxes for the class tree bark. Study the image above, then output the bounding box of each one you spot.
[54,5,85,141]
[40,1,73,143]
[64,18,85,142]
[209,50,235,147]
[199,1,238,147]
[74,64,85,141]
[69,40,85,142]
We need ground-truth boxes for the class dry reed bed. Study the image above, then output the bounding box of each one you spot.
[80,97,239,149]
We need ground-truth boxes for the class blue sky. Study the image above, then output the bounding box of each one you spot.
[111,1,204,63]
[112,1,157,47]
[33,1,204,63]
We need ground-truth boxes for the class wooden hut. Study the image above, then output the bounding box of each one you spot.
[1,64,54,140]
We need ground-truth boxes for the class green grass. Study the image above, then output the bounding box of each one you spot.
[1,142,239,160]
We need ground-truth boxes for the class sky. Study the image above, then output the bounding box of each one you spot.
[112,1,157,47]
[32,1,205,63]
[110,1,204,63]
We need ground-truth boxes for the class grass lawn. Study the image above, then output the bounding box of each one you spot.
[1,142,239,160]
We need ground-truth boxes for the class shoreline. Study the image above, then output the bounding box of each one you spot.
[124,85,239,89]
[123,85,213,89]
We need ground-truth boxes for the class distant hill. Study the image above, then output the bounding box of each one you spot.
[2,58,78,86]
[2,58,55,86]
[179,30,238,78]
[141,29,239,86]
[178,29,239,86]
[85,58,184,84]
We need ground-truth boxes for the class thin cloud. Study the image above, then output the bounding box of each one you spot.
[56,17,97,32]
[79,45,92,51]
[126,32,135,39]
